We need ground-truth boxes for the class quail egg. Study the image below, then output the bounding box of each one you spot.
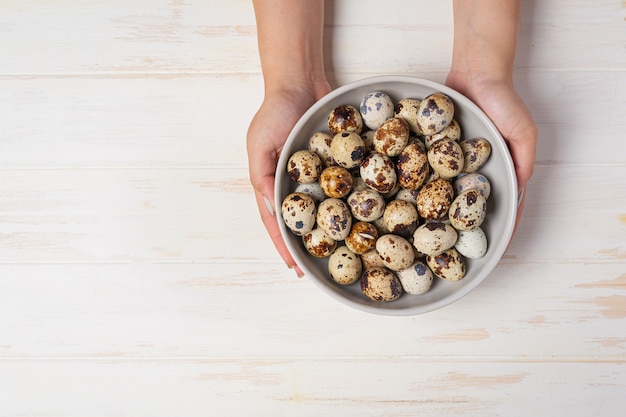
[360,152,397,194]
[328,246,363,285]
[449,189,487,231]
[455,227,488,259]
[331,131,366,169]
[383,199,419,239]
[454,173,491,200]
[460,138,492,173]
[412,222,458,257]
[426,248,466,281]
[396,141,430,190]
[302,227,337,258]
[281,192,317,236]
[394,98,422,135]
[295,181,326,203]
[376,234,415,271]
[373,117,410,157]
[397,261,434,295]
[360,91,395,130]
[287,150,322,184]
[416,177,454,220]
[347,188,386,222]
[427,138,464,179]
[345,221,379,255]
[317,198,352,241]
[361,248,385,269]
[361,266,403,302]
[328,104,363,135]
[308,131,335,167]
[425,119,461,148]
[319,166,353,198]
[416,92,454,136]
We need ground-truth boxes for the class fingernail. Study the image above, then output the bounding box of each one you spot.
[263,195,274,216]
[517,187,525,207]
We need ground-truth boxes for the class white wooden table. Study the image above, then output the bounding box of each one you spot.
[1,1,625,416]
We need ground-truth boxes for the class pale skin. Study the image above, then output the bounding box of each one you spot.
[247,0,538,277]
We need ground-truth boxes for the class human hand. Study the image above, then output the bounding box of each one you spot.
[247,82,331,277]
[445,72,538,236]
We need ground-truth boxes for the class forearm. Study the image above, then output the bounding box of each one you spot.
[252,0,326,94]
[450,0,522,82]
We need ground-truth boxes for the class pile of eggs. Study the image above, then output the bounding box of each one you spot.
[281,90,493,302]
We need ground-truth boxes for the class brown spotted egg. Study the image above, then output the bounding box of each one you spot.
[425,119,461,148]
[394,98,422,135]
[360,152,397,194]
[376,234,415,271]
[328,246,363,285]
[426,248,466,281]
[359,91,395,130]
[449,189,487,231]
[416,177,454,220]
[345,221,379,255]
[302,227,337,258]
[361,266,403,302]
[317,198,352,241]
[319,166,353,198]
[328,104,363,136]
[330,131,366,169]
[412,222,458,257]
[383,200,419,240]
[460,138,492,173]
[373,117,410,157]
[295,181,326,203]
[281,192,317,236]
[308,131,335,167]
[397,261,434,295]
[287,150,322,184]
[347,188,386,222]
[416,92,455,135]
[396,141,430,190]
[427,138,464,179]
[361,248,385,269]
[454,173,491,199]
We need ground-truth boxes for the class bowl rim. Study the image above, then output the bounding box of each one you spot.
[275,75,518,316]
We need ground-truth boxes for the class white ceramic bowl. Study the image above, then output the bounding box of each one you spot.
[275,75,517,315]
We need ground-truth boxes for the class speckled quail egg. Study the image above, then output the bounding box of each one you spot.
[316,198,352,241]
[360,152,397,194]
[416,92,455,136]
[328,246,363,285]
[412,222,458,257]
[449,189,487,231]
[345,221,379,255]
[347,188,386,222]
[281,192,317,236]
[373,117,410,157]
[416,177,454,220]
[455,227,488,259]
[460,138,492,173]
[425,119,461,148]
[360,266,403,302]
[308,131,335,167]
[295,181,326,203]
[397,261,434,295]
[376,234,415,272]
[330,131,366,169]
[394,188,419,205]
[328,104,363,136]
[394,98,422,135]
[383,200,419,239]
[426,248,466,281]
[287,150,322,184]
[427,138,464,179]
[360,130,377,154]
[361,248,386,269]
[360,91,395,130]
[302,227,337,258]
[319,166,353,198]
[454,173,491,200]
[397,141,430,190]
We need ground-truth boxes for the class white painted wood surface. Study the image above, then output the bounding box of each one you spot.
[1,1,625,416]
